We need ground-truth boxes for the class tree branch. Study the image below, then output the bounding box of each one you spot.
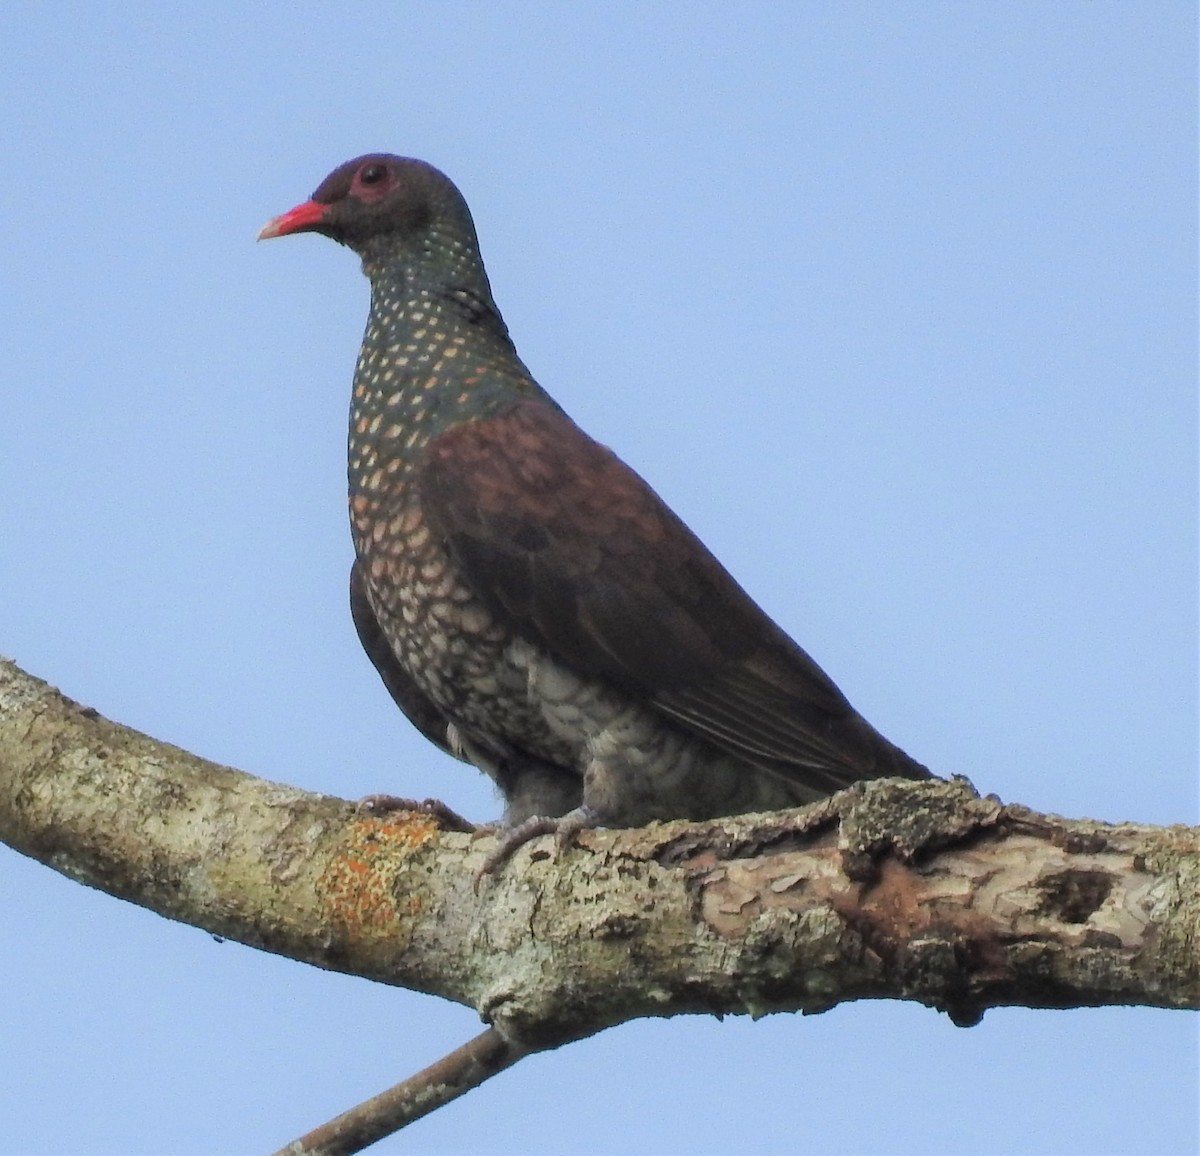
[272,1027,523,1156]
[2,654,1196,1147]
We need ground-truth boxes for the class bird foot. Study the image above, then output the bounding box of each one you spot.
[473,804,601,890]
[358,794,477,833]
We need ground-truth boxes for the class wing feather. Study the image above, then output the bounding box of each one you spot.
[420,400,927,790]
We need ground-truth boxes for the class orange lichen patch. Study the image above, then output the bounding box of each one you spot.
[317,813,439,944]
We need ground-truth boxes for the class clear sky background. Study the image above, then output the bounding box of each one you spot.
[1,4,1195,1154]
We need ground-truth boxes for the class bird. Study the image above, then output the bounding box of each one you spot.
[259,154,931,868]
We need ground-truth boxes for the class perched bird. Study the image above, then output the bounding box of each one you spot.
[260,155,930,864]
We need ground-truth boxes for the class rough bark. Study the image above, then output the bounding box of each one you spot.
[2,654,1196,1056]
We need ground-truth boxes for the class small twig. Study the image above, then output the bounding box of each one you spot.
[272,1027,528,1156]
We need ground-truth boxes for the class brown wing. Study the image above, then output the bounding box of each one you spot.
[419,400,927,791]
[349,558,464,761]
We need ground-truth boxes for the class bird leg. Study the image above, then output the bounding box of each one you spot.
[473,803,602,888]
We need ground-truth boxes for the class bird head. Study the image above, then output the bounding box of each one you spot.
[258,154,473,256]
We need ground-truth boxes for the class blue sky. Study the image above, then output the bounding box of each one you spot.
[1,4,1195,1153]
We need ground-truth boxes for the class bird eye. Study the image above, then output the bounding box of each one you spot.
[360,163,388,185]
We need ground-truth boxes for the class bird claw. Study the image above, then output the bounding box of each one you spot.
[357,794,477,833]
[472,805,601,891]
